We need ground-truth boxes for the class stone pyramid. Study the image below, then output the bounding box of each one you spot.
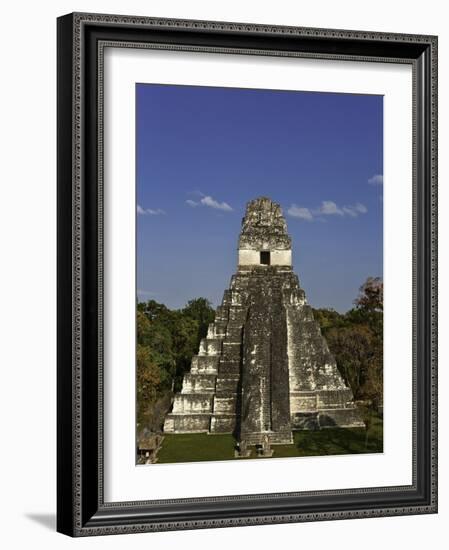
[163,197,363,446]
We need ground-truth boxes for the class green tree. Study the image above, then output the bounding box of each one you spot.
[170,312,200,392]
[136,310,152,346]
[141,299,172,321]
[355,276,383,312]
[136,298,215,398]
[136,344,161,425]
[312,307,347,336]
[314,277,384,408]
[137,310,175,387]
[182,298,215,345]
[353,277,383,406]
[325,324,375,398]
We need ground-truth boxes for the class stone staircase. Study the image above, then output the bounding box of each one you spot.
[163,288,245,434]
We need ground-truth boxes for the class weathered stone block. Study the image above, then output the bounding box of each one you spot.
[316,389,353,409]
[221,341,242,362]
[221,290,232,306]
[225,325,244,341]
[163,416,175,432]
[181,374,216,394]
[228,307,248,324]
[213,321,227,337]
[318,408,365,428]
[210,414,237,433]
[213,396,237,414]
[217,360,241,376]
[215,376,240,393]
[198,338,222,356]
[164,414,211,433]
[215,305,228,322]
[172,394,213,414]
[190,355,219,374]
[290,392,317,412]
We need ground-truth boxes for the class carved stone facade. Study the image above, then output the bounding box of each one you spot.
[163,197,364,445]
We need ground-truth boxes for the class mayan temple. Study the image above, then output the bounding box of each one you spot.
[163,197,363,448]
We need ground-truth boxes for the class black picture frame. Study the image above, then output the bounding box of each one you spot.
[57,12,438,536]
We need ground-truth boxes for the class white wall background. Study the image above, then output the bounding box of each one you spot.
[0,1,446,548]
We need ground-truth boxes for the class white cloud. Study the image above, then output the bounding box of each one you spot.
[342,206,358,217]
[368,174,383,185]
[186,194,233,212]
[342,203,368,217]
[287,205,313,221]
[287,200,368,221]
[137,204,165,215]
[355,203,368,213]
[200,195,233,211]
[318,200,344,216]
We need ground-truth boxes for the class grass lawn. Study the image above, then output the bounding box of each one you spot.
[157,433,237,463]
[156,413,383,464]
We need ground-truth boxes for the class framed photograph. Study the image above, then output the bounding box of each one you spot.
[57,12,438,536]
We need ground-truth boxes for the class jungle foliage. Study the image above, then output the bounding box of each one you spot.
[312,276,383,408]
[136,277,383,435]
[136,298,215,431]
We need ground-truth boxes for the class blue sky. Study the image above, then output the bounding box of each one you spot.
[136,84,383,313]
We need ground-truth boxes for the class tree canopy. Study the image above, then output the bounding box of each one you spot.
[313,277,383,407]
[136,298,215,430]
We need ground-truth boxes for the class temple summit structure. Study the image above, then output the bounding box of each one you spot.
[163,197,364,447]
